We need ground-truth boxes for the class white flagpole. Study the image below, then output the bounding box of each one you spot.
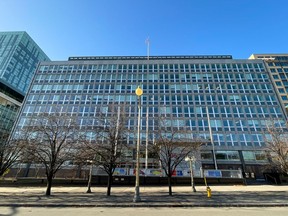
[145,108,149,170]
[145,37,150,60]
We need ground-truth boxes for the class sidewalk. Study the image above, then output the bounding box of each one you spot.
[0,185,287,207]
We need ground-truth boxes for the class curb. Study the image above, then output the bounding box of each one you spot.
[1,203,288,208]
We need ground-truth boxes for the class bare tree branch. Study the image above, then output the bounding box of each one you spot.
[151,116,204,195]
[77,105,129,196]
[22,113,80,195]
[0,125,26,177]
[265,121,288,174]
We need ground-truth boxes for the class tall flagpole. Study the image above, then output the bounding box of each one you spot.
[145,37,150,60]
[145,108,149,170]
[206,106,218,170]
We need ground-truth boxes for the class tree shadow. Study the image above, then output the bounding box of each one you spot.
[0,206,19,216]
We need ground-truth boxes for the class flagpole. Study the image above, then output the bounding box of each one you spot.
[146,37,150,60]
[145,108,149,170]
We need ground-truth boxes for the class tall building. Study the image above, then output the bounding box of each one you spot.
[13,55,287,178]
[0,31,50,137]
[249,54,288,108]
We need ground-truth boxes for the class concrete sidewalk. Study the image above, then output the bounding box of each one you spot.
[0,185,287,207]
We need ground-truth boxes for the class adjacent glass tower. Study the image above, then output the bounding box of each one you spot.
[0,31,50,138]
[14,55,287,178]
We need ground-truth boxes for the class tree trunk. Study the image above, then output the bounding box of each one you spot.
[46,173,53,196]
[86,163,93,193]
[168,175,172,196]
[106,173,113,196]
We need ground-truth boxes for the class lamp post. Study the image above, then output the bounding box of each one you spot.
[206,106,218,170]
[133,86,143,202]
[185,156,196,192]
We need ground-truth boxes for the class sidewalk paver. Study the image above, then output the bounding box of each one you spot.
[0,185,287,207]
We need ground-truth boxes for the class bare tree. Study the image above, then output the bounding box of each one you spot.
[265,122,288,174]
[152,118,203,196]
[80,106,128,196]
[0,114,28,178]
[0,130,25,177]
[23,113,79,196]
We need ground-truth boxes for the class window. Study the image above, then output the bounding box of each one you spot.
[201,151,213,160]
[216,151,240,161]
[275,81,282,86]
[243,151,267,162]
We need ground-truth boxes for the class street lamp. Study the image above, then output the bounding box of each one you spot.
[206,106,218,170]
[133,86,143,202]
[185,156,196,192]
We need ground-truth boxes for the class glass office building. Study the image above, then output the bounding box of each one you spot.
[0,31,50,138]
[14,55,287,178]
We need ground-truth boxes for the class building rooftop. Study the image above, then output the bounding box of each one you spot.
[68,55,233,61]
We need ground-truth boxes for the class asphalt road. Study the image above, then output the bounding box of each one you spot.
[0,207,288,216]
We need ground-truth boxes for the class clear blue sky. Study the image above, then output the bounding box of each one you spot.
[1,0,288,61]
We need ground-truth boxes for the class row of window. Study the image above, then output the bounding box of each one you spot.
[18,117,265,146]
[30,83,274,95]
[23,94,283,116]
[25,93,280,106]
[21,103,285,131]
[26,92,279,109]
[270,68,288,73]
[201,151,267,162]
[33,73,270,84]
[0,100,19,131]
[130,132,267,147]
[22,104,282,118]
[38,63,265,74]
[267,62,288,67]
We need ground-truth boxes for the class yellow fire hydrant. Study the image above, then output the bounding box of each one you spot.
[207,186,212,198]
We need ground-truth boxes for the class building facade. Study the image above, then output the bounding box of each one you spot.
[13,55,288,178]
[0,31,50,138]
[249,54,288,108]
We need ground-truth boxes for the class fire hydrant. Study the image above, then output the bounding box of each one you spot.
[206,186,212,198]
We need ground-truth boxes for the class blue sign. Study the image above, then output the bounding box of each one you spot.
[205,170,222,178]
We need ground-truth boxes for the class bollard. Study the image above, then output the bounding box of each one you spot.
[206,186,212,198]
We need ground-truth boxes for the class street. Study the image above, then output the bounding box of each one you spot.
[0,207,288,216]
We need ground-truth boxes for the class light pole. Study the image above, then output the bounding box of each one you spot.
[133,86,143,202]
[206,106,218,170]
[185,156,196,192]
